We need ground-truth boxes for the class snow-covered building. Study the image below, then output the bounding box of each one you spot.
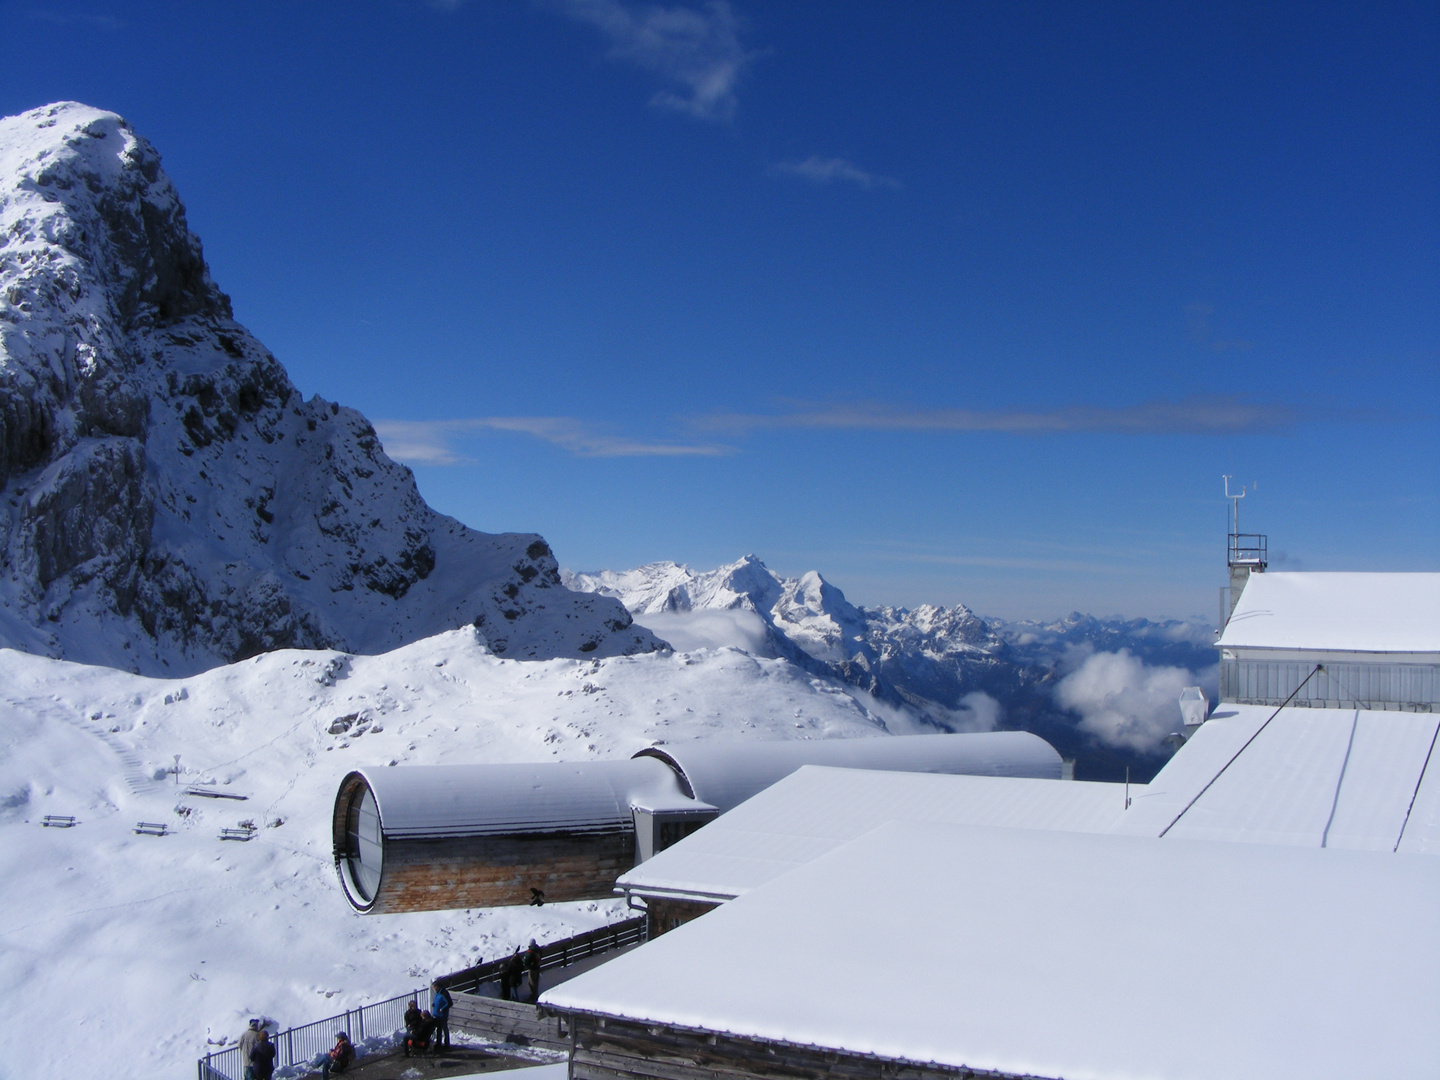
[570,684,1440,1075]
[544,820,1440,1080]
[1217,572,1440,710]
[534,548,1440,1076]
[619,696,1440,933]
[332,731,1063,912]
[615,765,1129,933]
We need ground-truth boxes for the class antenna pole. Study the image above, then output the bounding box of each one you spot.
[1223,475,1246,536]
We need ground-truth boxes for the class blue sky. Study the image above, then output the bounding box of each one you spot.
[5,0,1436,619]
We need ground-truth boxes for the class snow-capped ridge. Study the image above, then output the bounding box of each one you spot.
[567,555,1005,717]
[0,102,660,674]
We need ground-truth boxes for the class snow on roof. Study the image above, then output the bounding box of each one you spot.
[1216,572,1440,653]
[635,730,1061,813]
[1113,704,1440,852]
[353,758,685,838]
[545,821,1440,1080]
[618,765,1125,901]
[630,705,1440,904]
[354,731,1063,841]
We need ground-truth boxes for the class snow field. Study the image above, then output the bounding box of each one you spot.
[0,628,891,1079]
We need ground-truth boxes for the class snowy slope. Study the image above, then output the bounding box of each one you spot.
[0,629,894,1079]
[0,102,659,675]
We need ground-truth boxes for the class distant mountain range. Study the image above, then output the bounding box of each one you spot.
[0,102,660,674]
[566,556,1218,778]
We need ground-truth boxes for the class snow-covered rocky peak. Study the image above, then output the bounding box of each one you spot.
[710,553,786,612]
[866,601,997,655]
[566,554,786,616]
[566,555,1011,717]
[0,102,661,674]
[770,569,869,666]
[566,554,870,662]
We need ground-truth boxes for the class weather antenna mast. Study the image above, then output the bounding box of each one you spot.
[1223,474,1245,536]
[1221,475,1267,627]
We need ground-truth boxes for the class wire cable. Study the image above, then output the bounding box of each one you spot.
[1393,715,1440,853]
[1158,664,1323,838]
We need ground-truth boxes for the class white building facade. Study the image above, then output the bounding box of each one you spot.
[1217,572,1440,710]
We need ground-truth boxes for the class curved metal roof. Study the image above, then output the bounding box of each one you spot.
[345,732,1061,841]
[633,731,1061,813]
[349,757,686,839]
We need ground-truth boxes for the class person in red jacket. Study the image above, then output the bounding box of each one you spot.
[319,1031,354,1079]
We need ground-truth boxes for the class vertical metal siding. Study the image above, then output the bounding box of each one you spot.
[1221,660,1439,709]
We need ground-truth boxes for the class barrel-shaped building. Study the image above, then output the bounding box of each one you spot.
[333,730,1062,914]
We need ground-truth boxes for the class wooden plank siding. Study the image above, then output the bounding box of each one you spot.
[564,1015,1041,1080]
[450,993,570,1051]
[371,829,637,912]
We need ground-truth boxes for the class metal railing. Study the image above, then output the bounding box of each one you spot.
[440,915,646,995]
[198,989,424,1080]
[196,916,647,1080]
[1227,532,1267,567]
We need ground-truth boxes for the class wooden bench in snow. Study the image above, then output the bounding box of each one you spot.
[41,815,78,828]
[219,827,256,842]
[185,786,249,800]
[449,993,569,1051]
[134,822,169,836]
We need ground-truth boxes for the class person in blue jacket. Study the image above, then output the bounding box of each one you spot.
[431,980,453,1049]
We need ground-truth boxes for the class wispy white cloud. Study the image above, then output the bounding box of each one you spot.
[1055,649,1212,753]
[696,396,1295,436]
[374,417,732,463]
[771,156,901,191]
[550,0,755,121]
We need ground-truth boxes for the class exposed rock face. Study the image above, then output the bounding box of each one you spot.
[0,102,662,674]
